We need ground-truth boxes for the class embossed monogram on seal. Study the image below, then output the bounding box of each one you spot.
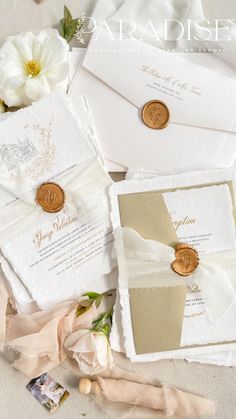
[171,243,199,277]
[36,182,65,213]
[142,100,170,129]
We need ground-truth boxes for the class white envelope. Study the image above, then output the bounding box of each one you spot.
[69,33,236,173]
[68,49,86,88]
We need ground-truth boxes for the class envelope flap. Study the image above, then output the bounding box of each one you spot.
[83,32,236,133]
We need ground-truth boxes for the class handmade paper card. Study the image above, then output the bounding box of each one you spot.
[110,167,236,361]
[0,93,116,311]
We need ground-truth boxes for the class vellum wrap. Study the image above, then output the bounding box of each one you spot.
[0,157,114,311]
[0,158,111,245]
[114,227,236,357]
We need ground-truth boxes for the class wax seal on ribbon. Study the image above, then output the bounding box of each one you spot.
[142,100,170,129]
[35,182,65,213]
[115,227,236,322]
[172,243,199,276]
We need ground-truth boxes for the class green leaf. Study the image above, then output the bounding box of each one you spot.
[72,18,80,25]
[59,6,86,44]
[92,312,107,331]
[69,19,79,32]
[83,292,101,300]
[76,305,90,317]
[79,299,93,308]
[95,294,103,308]
[64,5,72,22]
[63,25,74,43]
[93,312,106,324]
[59,20,65,38]
[101,323,111,339]
[73,17,83,33]
[92,309,113,331]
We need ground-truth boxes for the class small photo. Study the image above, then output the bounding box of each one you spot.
[26,373,70,413]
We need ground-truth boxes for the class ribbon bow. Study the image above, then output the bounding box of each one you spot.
[115,227,236,323]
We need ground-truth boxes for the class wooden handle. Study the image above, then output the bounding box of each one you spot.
[78,378,100,395]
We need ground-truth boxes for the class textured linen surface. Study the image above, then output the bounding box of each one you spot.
[0,1,236,419]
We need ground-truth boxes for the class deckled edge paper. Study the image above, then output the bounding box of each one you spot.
[109,166,236,361]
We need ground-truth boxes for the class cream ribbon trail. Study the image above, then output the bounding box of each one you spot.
[115,227,236,323]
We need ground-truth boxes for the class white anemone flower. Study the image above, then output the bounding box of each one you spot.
[0,29,69,107]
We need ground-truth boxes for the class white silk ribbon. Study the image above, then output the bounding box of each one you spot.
[115,227,236,323]
[0,159,111,244]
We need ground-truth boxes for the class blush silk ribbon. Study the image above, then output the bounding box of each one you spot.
[0,274,215,416]
[114,227,236,323]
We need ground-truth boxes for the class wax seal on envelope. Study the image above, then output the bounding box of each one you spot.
[36,182,65,213]
[142,100,170,129]
[171,243,199,276]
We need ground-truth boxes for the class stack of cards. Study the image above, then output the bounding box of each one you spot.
[109,167,236,365]
[0,93,116,312]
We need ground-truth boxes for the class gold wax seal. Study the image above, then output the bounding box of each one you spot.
[171,243,199,277]
[142,100,170,129]
[36,182,65,213]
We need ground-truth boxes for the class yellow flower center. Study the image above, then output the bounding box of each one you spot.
[25,59,41,77]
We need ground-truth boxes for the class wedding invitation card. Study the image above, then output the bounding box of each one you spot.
[110,168,236,361]
[0,93,116,311]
